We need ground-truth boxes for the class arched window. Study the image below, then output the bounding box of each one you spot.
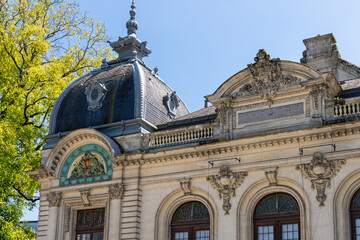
[350,189,360,240]
[171,202,210,240]
[254,193,300,240]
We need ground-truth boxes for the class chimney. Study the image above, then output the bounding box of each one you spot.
[301,33,340,73]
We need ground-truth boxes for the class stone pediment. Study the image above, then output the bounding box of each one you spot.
[207,49,325,105]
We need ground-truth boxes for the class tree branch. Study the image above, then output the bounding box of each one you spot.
[12,185,40,203]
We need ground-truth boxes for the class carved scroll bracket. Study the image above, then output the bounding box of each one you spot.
[179,178,192,195]
[47,191,62,207]
[79,189,91,207]
[296,152,345,206]
[264,167,278,186]
[207,165,247,215]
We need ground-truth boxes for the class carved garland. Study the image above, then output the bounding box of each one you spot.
[296,152,345,206]
[207,165,248,215]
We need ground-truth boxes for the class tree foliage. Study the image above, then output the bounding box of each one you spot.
[0,0,113,238]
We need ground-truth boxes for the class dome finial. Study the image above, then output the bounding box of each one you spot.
[126,0,138,36]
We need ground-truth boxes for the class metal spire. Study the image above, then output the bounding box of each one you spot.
[126,0,138,36]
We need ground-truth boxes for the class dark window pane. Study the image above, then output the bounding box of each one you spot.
[77,211,91,228]
[94,209,105,226]
[93,232,104,240]
[255,194,299,216]
[172,202,209,223]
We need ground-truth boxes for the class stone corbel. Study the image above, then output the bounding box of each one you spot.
[207,165,248,215]
[296,152,345,206]
[264,167,278,186]
[179,178,192,195]
[79,189,90,207]
[47,191,62,207]
[109,184,124,200]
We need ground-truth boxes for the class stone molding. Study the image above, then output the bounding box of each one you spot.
[108,183,124,200]
[207,165,248,215]
[296,152,346,206]
[28,167,54,180]
[47,191,62,207]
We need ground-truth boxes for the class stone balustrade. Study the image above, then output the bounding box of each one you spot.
[148,126,214,147]
[334,101,360,117]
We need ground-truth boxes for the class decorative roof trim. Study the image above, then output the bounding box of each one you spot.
[114,123,360,166]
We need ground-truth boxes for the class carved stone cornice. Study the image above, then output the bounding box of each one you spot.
[47,191,62,207]
[108,183,124,200]
[296,152,346,206]
[233,49,300,103]
[28,167,54,180]
[179,178,192,195]
[207,165,248,215]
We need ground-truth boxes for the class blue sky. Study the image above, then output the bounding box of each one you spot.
[74,0,360,112]
[22,0,360,221]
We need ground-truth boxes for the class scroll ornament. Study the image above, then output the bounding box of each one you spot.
[296,152,345,206]
[207,165,248,215]
[234,49,299,102]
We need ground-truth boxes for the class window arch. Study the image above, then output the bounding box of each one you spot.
[171,201,210,240]
[350,188,360,240]
[254,193,300,240]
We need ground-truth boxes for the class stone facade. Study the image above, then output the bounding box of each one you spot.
[29,4,360,240]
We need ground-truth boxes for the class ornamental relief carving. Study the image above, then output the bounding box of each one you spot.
[232,49,300,102]
[109,183,124,199]
[296,152,345,206]
[207,165,247,215]
[47,191,62,207]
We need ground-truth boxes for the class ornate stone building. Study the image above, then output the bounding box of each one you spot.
[29,2,360,240]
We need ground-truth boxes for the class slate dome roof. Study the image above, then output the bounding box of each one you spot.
[48,3,189,135]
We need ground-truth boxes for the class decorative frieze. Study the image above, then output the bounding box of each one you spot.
[109,183,124,200]
[207,165,248,215]
[179,178,192,195]
[296,152,346,206]
[47,191,62,207]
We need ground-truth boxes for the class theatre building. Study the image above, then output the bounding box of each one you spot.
[29,2,360,240]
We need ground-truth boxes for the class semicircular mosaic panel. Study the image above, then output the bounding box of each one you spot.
[60,144,113,186]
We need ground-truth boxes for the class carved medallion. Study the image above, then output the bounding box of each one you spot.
[207,165,248,215]
[163,91,179,119]
[296,152,345,206]
[233,49,299,102]
[85,81,107,111]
